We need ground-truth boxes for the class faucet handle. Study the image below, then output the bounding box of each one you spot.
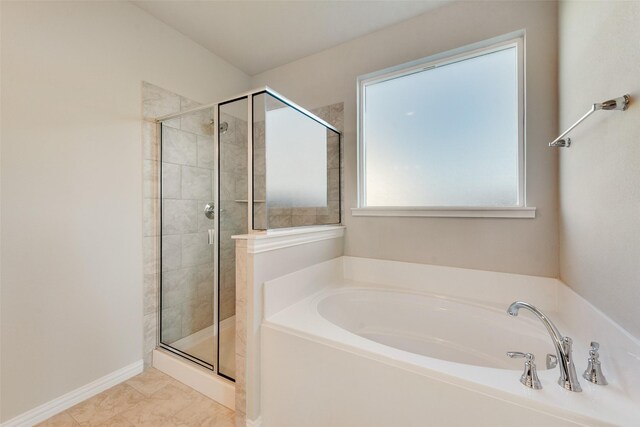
[507,351,529,359]
[546,354,558,369]
[583,341,608,385]
[507,352,543,389]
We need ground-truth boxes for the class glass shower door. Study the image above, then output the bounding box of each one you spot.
[159,107,217,369]
[217,97,248,380]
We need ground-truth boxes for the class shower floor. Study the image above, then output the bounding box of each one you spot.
[171,316,235,377]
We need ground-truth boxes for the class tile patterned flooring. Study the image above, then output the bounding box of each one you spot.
[36,369,234,427]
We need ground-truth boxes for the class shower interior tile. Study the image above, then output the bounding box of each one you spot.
[143,160,159,199]
[162,268,196,305]
[143,236,159,276]
[253,203,267,229]
[220,172,236,201]
[143,273,158,316]
[162,117,181,129]
[291,215,317,227]
[162,199,197,235]
[161,127,197,166]
[142,82,181,120]
[181,109,214,136]
[221,142,246,173]
[267,215,293,228]
[160,306,182,344]
[161,163,181,199]
[196,136,215,169]
[329,103,345,132]
[143,313,157,354]
[180,96,201,112]
[142,121,159,161]
[181,299,213,337]
[181,166,212,200]
[237,174,249,200]
[220,290,236,321]
[328,168,340,201]
[315,200,339,216]
[311,105,330,122]
[327,136,340,168]
[194,263,215,297]
[267,207,292,216]
[161,234,182,272]
[143,198,159,237]
[181,232,212,267]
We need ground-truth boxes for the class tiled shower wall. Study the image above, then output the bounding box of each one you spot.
[158,109,216,346]
[218,111,248,322]
[142,82,216,366]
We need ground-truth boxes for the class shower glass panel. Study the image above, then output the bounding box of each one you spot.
[159,107,217,369]
[252,92,341,229]
[156,87,340,382]
[217,97,248,380]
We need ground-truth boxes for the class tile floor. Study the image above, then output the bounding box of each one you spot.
[36,368,234,427]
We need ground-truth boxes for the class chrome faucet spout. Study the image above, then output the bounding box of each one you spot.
[507,301,582,392]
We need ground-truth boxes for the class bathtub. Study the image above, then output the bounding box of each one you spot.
[261,257,640,427]
[317,287,553,372]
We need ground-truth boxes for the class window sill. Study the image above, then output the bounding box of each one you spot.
[351,207,536,219]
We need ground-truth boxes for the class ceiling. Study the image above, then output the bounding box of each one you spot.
[132,1,450,76]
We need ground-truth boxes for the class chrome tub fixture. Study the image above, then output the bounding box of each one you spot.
[507,301,582,392]
[583,341,608,385]
[549,94,630,148]
[506,351,542,389]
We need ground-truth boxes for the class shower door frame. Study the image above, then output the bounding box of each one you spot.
[155,111,221,374]
[155,87,341,382]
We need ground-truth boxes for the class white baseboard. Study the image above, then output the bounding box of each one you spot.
[247,416,263,427]
[153,348,235,410]
[1,360,143,427]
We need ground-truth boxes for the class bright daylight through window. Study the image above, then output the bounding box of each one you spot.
[359,39,524,209]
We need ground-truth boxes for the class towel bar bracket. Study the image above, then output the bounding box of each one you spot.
[549,94,630,148]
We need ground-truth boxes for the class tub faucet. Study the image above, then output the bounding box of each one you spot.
[507,301,582,392]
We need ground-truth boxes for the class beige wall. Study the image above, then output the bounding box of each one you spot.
[558,1,640,338]
[252,0,560,277]
[0,1,249,421]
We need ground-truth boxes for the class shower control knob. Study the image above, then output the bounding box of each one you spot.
[204,202,215,220]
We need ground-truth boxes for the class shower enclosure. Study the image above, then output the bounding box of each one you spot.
[156,88,341,381]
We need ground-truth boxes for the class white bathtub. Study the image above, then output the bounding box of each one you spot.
[261,257,640,427]
[318,288,553,371]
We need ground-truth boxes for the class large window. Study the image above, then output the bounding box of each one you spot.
[357,37,532,217]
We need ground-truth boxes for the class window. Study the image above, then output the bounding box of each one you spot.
[356,36,534,218]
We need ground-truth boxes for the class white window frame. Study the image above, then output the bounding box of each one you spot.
[354,33,535,219]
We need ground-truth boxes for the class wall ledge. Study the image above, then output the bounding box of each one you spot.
[351,207,536,219]
[232,225,345,254]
